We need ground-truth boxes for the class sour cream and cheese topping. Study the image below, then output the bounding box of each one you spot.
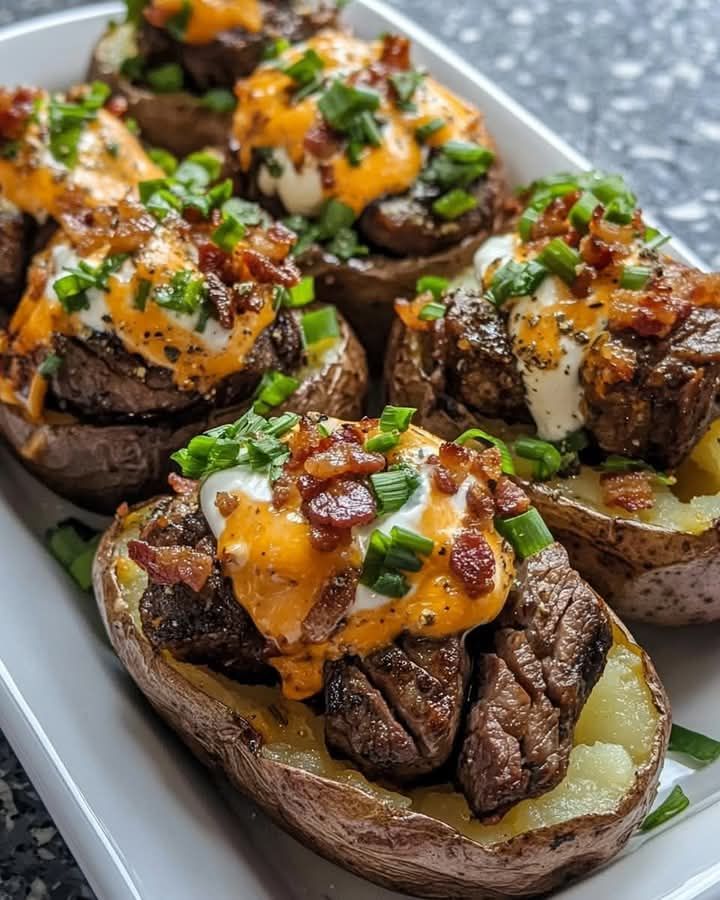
[146,0,263,44]
[232,29,491,216]
[200,422,514,699]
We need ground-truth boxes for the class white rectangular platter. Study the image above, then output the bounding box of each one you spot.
[0,4,719,899]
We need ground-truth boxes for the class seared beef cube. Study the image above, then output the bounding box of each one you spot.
[325,634,470,781]
[581,308,720,467]
[457,543,611,820]
[0,204,29,310]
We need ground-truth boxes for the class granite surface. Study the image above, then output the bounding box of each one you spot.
[1,0,719,897]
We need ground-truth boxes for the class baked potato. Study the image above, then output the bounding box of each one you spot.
[93,410,669,899]
[0,152,367,513]
[0,83,161,310]
[229,29,510,365]
[87,1,337,158]
[386,168,720,624]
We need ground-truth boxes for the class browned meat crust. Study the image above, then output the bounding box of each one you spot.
[457,543,612,820]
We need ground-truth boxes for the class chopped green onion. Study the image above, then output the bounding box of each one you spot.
[283,49,325,90]
[389,69,424,109]
[486,259,547,306]
[390,526,434,557]
[319,79,380,130]
[256,146,283,177]
[568,191,600,231]
[153,270,206,315]
[38,353,62,378]
[419,301,446,321]
[360,529,392,587]
[146,62,184,93]
[200,88,236,114]
[433,188,477,220]
[175,150,222,186]
[148,146,178,175]
[283,276,315,308]
[222,197,267,227]
[494,507,554,559]
[669,725,720,764]
[262,37,290,60]
[513,437,563,481]
[371,571,411,598]
[379,405,415,433]
[620,265,652,290]
[536,238,582,284]
[384,542,423,572]
[416,274,449,300]
[640,786,689,832]
[415,118,445,142]
[604,194,635,225]
[644,227,671,251]
[370,467,418,515]
[455,428,515,475]
[53,273,90,311]
[365,431,400,453]
[48,82,110,168]
[253,370,300,415]
[53,253,128,312]
[301,305,339,346]
[422,142,494,191]
[212,213,245,253]
[442,141,494,165]
[517,206,540,242]
[165,0,191,41]
[47,521,100,592]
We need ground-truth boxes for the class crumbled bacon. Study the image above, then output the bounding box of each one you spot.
[61,199,156,255]
[168,472,198,495]
[319,162,335,190]
[493,477,530,518]
[296,473,326,501]
[128,540,213,592]
[578,232,613,270]
[608,288,692,339]
[472,447,503,483]
[106,94,128,119]
[466,482,495,528]
[301,569,359,642]
[214,491,238,517]
[450,529,496,598]
[531,193,580,240]
[309,524,348,553]
[600,471,655,511]
[304,443,385,479]
[432,464,459,495]
[588,205,638,247]
[304,122,341,160]
[205,270,234,329]
[303,479,377,529]
[0,87,39,141]
[287,417,328,466]
[380,33,411,70]
[240,248,299,286]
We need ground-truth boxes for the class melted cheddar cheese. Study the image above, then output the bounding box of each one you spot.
[148,0,262,44]
[0,99,161,221]
[232,30,490,216]
[201,425,515,699]
[2,228,275,420]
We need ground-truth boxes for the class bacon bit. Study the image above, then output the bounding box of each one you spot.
[287,416,328,466]
[240,248,299,286]
[578,232,613,270]
[303,479,377,529]
[115,501,130,519]
[380,33,411,70]
[472,447,503,483]
[439,441,472,472]
[588,206,636,247]
[466,482,495,528]
[304,443,385,479]
[168,472,197,495]
[128,540,213,592]
[198,240,233,280]
[301,569,359,642]
[432,464,459,495]
[450,529,496,598]
[394,295,434,332]
[26,264,48,301]
[493,477,530,518]
[570,265,596,299]
[304,122,341,160]
[531,192,580,240]
[205,270,234,328]
[319,162,335,190]
[106,95,128,119]
[608,289,692,339]
[309,524,348,553]
[600,471,655,512]
[61,199,156,255]
[296,473,326,501]
[250,222,296,260]
[331,423,365,445]
[271,473,299,509]
[215,491,238,517]
[0,87,39,141]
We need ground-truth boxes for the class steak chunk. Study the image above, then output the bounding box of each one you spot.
[0,203,30,310]
[136,492,272,680]
[581,308,720,467]
[325,634,470,781]
[457,543,611,820]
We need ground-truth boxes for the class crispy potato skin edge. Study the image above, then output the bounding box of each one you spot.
[386,319,720,626]
[93,497,669,900]
[0,315,367,514]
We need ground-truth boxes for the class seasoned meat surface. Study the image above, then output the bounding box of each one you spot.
[49,309,303,418]
[457,542,612,820]
[324,634,470,781]
[139,2,336,91]
[358,172,503,258]
[581,307,720,467]
[136,492,272,679]
[0,205,29,310]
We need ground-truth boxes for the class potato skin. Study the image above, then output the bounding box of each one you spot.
[386,317,720,626]
[0,314,366,514]
[93,498,669,900]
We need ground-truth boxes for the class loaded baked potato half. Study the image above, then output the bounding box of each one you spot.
[386,169,720,624]
[94,408,669,898]
[0,82,159,309]
[229,29,509,364]
[0,149,366,513]
[88,0,337,157]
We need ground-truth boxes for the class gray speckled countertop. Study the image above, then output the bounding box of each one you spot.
[1,0,719,897]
